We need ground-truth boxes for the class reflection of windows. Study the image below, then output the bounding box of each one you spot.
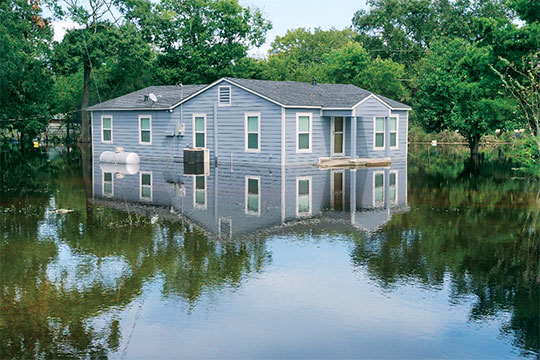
[139,116,152,144]
[101,115,113,143]
[296,176,312,216]
[140,172,152,201]
[374,117,385,149]
[390,116,398,148]
[373,171,384,207]
[296,113,312,152]
[389,170,398,204]
[193,114,206,148]
[245,176,260,215]
[103,171,113,197]
[245,113,260,152]
[331,170,345,211]
[194,175,206,208]
[219,217,232,238]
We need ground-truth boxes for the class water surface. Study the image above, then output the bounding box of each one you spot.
[0,146,538,359]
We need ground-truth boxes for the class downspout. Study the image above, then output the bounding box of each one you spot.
[281,106,286,223]
[214,102,218,164]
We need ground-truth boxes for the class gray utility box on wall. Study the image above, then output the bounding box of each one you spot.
[184,148,210,176]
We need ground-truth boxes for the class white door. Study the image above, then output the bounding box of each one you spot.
[331,117,345,156]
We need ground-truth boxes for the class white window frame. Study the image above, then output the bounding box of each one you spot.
[192,113,207,148]
[245,112,261,152]
[372,170,385,207]
[389,170,398,204]
[101,115,113,144]
[389,114,399,150]
[138,115,152,145]
[102,171,114,197]
[245,175,261,215]
[218,85,232,106]
[373,116,385,150]
[296,176,312,217]
[139,171,153,202]
[193,175,207,209]
[330,170,345,210]
[296,113,312,153]
[330,116,346,156]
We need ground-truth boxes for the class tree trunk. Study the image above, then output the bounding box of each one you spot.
[80,62,91,144]
[468,134,480,157]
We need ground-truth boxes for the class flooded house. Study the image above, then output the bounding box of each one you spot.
[88,77,411,167]
[88,77,411,235]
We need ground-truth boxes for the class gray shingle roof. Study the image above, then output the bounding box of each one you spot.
[87,85,207,110]
[88,78,411,111]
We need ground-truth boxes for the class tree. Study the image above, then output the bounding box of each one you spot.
[417,38,514,156]
[136,0,271,84]
[0,0,54,149]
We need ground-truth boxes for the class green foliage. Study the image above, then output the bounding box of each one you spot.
[417,38,514,153]
[0,0,54,148]
[512,134,540,177]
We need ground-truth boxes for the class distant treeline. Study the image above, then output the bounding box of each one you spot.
[0,0,538,160]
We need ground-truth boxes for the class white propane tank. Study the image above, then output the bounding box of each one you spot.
[99,150,140,164]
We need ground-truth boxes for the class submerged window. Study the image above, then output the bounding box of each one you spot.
[193,114,206,148]
[195,175,206,208]
[245,176,260,215]
[245,113,260,152]
[389,171,397,204]
[390,116,398,148]
[297,113,312,152]
[218,86,231,106]
[296,177,312,216]
[140,172,152,201]
[103,171,113,197]
[101,116,113,143]
[374,171,384,206]
[375,117,385,149]
[139,116,152,144]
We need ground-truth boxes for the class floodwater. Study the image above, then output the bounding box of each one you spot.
[0,145,538,359]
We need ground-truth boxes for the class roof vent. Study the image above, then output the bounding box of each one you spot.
[144,94,149,102]
[312,78,317,86]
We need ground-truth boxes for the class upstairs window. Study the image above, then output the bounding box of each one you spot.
[139,116,152,144]
[296,113,312,152]
[390,116,398,148]
[218,86,231,106]
[245,113,260,152]
[374,117,385,149]
[193,114,206,148]
[140,172,152,201]
[101,116,113,143]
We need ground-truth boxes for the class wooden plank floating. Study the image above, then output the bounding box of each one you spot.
[317,157,391,169]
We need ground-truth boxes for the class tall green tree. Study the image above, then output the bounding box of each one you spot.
[133,0,271,84]
[0,0,54,149]
[417,38,514,156]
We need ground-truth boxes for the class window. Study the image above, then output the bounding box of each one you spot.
[296,113,312,152]
[101,115,113,143]
[296,176,312,216]
[219,217,232,238]
[245,176,260,215]
[140,172,152,201]
[331,170,345,211]
[102,171,114,197]
[194,175,206,208]
[139,115,152,144]
[245,113,260,152]
[374,117,385,149]
[193,114,206,148]
[390,116,398,148]
[218,85,231,106]
[389,170,398,204]
[373,171,384,207]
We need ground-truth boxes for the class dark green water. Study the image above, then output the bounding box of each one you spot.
[0,145,538,359]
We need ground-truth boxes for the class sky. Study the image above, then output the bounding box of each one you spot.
[52,0,368,57]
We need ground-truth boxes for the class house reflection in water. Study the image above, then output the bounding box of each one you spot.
[92,157,408,237]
